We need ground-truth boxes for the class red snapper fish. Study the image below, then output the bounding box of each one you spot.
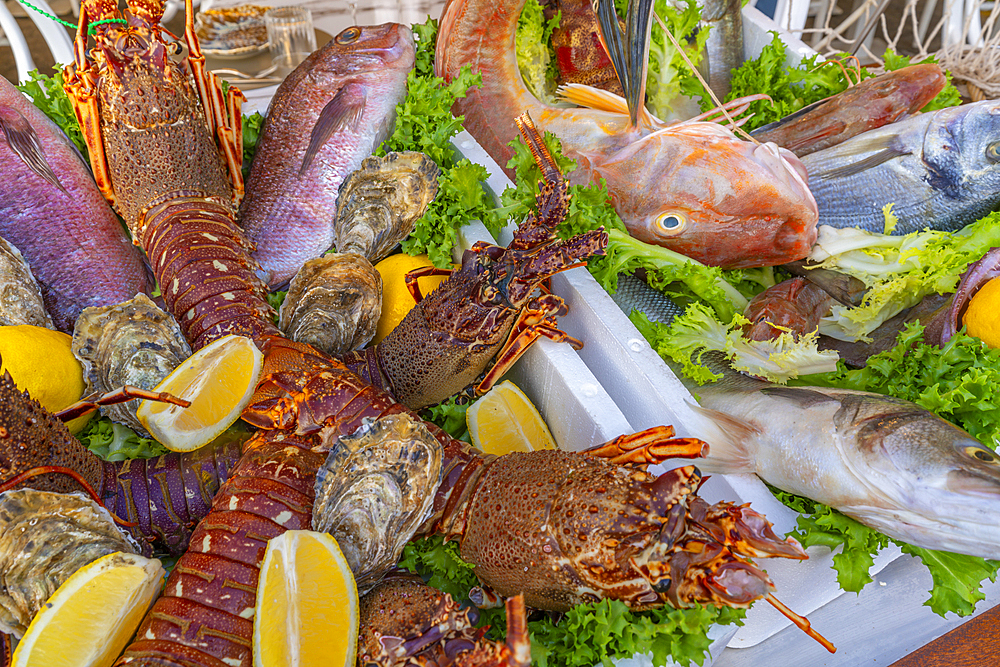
[0,75,153,331]
[435,0,819,269]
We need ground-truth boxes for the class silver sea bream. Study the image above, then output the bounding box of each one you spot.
[612,273,1000,560]
[801,99,1000,234]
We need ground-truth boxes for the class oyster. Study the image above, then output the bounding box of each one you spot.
[72,293,192,436]
[279,253,382,356]
[0,235,54,328]
[313,413,443,594]
[0,489,138,637]
[334,152,441,263]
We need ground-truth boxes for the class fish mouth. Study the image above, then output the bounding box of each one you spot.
[947,469,1000,498]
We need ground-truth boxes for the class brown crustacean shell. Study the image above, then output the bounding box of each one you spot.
[334,151,441,263]
[0,489,138,638]
[312,413,442,594]
[0,236,55,329]
[278,253,382,356]
[72,293,192,436]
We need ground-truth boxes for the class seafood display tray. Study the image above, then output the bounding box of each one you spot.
[450,6,1000,667]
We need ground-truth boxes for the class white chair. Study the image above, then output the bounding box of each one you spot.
[2,0,75,82]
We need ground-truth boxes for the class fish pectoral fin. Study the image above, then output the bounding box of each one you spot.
[299,84,367,176]
[0,106,67,193]
[689,403,758,474]
[558,83,629,115]
[813,146,910,180]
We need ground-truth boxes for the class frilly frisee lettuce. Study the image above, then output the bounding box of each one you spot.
[516,0,561,105]
[399,535,746,667]
[630,302,839,384]
[78,415,169,460]
[807,210,1000,341]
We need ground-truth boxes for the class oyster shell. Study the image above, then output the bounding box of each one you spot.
[72,293,192,436]
[279,253,382,356]
[0,235,54,328]
[0,489,138,637]
[334,152,441,263]
[313,413,442,594]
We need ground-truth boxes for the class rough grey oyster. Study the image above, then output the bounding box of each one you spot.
[313,413,443,594]
[72,293,192,436]
[0,235,54,328]
[0,489,139,637]
[279,253,382,356]
[334,152,441,263]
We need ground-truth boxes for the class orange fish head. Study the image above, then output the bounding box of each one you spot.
[595,130,819,269]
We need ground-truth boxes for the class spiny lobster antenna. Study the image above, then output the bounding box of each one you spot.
[767,593,837,653]
[514,112,560,184]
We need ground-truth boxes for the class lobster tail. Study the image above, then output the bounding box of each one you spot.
[144,200,280,349]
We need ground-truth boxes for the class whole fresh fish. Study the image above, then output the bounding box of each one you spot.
[436,0,819,269]
[614,272,1000,559]
[0,76,152,331]
[801,99,1000,234]
[751,64,947,157]
[700,0,743,101]
[239,24,415,289]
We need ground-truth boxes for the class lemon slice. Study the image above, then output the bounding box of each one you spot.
[12,552,164,667]
[137,334,263,452]
[466,380,557,455]
[255,530,359,667]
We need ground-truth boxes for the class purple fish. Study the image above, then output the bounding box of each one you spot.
[0,76,153,331]
[239,23,416,289]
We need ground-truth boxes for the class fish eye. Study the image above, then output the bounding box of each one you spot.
[965,445,999,463]
[986,142,1000,163]
[655,213,686,236]
[336,27,362,44]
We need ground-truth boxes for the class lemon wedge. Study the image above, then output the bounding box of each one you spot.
[254,530,359,667]
[137,334,263,452]
[12,552,164,667]
[466,380,557,455]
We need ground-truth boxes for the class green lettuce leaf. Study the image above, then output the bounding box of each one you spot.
[420,395,472,443]
[16,69,89,162]
[78,415,168,460]
[378,19,499,267]
[516,0,560,104]
[241,111,266,179]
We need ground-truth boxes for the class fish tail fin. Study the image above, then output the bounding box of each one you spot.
[594,0,654,130]
[688,402,759,474]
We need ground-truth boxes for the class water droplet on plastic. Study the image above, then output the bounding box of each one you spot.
[580,383,598,398]
[628,338,646,352]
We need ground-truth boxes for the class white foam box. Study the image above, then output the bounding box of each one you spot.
[451,6,1000,667]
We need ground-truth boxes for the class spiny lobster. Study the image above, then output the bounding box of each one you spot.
[0,369,243,556]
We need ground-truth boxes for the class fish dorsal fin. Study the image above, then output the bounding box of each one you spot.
[300,83,367,176]
[0,106,66,193]
[594,0,654,129]
[813,146,910,180]
[688,402,759,474]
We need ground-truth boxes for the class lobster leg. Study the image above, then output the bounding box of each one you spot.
[182,0,246,204]
[475,293,583,395]
[583,425,708,466]
[53,386,191,422]
[405,265,454,303]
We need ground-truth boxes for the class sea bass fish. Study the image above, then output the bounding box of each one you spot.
[0,76,152,331]
[614,272,1000,559]
[435,0,818,269]
[801,99,1000,234]
[751,64,947,157]
[239,24,415,289]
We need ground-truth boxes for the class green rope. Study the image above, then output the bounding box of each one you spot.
[16,0,129,34]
